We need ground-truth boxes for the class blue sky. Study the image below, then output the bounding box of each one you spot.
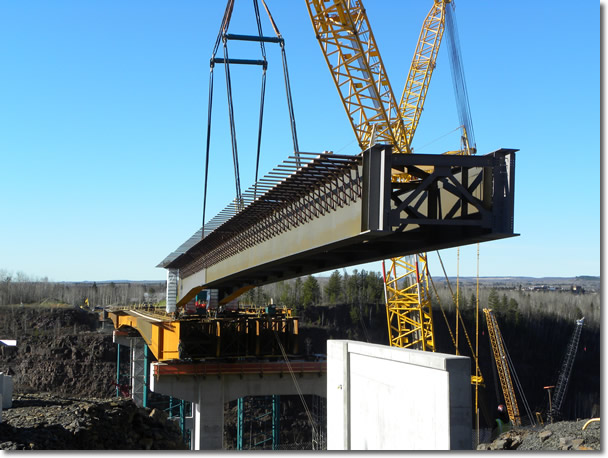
[0,1,600,282]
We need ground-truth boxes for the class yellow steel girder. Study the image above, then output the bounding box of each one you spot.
[109,311,180,362]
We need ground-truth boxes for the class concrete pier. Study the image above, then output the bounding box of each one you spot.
[150,361,326,450]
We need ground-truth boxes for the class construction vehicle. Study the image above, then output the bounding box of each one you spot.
[483,308,522,426]
[306,0,477,354]
[548,317,584,422]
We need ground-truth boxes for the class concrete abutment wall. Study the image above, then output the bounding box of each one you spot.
[327,340,471,450]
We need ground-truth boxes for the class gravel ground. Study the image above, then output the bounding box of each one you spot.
[477,419,600,450]
[0,392,188,450]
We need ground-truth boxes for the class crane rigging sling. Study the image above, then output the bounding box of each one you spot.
[201,0,300,238]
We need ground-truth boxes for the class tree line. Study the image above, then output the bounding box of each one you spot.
[240,269,385,313]
[430,281,599,329]
[1,267,598,330]
[0,269,165,307]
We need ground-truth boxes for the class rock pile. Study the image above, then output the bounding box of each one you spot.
[0,392,188,450]
[477,419,600,451]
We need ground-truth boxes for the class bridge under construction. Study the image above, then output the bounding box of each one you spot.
[107,0,519,449]
[107,143,515,449]
[110,144,515,362]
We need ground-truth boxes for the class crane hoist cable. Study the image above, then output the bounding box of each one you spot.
[434,250,484,385]
[444,2,476,154]
[201,0,301,237]
[253,0,268,201]
[259,0,301,166]
[222,35,244,209]
[503,333,536,426]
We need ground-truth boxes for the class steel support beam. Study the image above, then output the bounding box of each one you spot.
[160,146,516,305]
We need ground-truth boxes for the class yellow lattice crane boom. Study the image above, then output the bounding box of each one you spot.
[399,1,448,153]
[382,254,435,350]
[306,0,408,154]
[483,308,522,426]
[307,0,455,352]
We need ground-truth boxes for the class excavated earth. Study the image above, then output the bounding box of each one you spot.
[0,393,187,450]
[0,306,187,449]
[0,306,118,398]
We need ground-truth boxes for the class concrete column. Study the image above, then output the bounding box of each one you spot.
[166,268,178,313]
[0,374,13,409]
[193,378,225,450]
[116,343,121,397]
[130,338,146,407]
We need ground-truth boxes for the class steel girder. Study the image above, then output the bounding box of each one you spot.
[163,145,516,305]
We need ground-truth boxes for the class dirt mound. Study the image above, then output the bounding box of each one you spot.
[0,392,188,450]
[0,305,117,398]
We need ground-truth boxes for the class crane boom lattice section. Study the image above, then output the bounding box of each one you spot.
[400,2,446,149]
[383,254,434,351]
[551,317,584,419]
[307,0,479,354]
[483,308,522,426]
[306,0,408,153]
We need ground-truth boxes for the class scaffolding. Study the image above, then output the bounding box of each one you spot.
[311,394,327,450]
[237,395,281,450]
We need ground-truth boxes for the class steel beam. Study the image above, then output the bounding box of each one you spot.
[161,146,517,305]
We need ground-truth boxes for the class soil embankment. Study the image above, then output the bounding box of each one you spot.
[0,392,187,450]
[0,305,186,450]
[0,305,117,397]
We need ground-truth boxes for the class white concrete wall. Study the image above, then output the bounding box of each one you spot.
[327,340,471,451]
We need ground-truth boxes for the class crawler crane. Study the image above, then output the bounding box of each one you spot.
[306,0,477,354]
[483,308,522,426]
[483,308,535,427]
[548,317,584,422]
